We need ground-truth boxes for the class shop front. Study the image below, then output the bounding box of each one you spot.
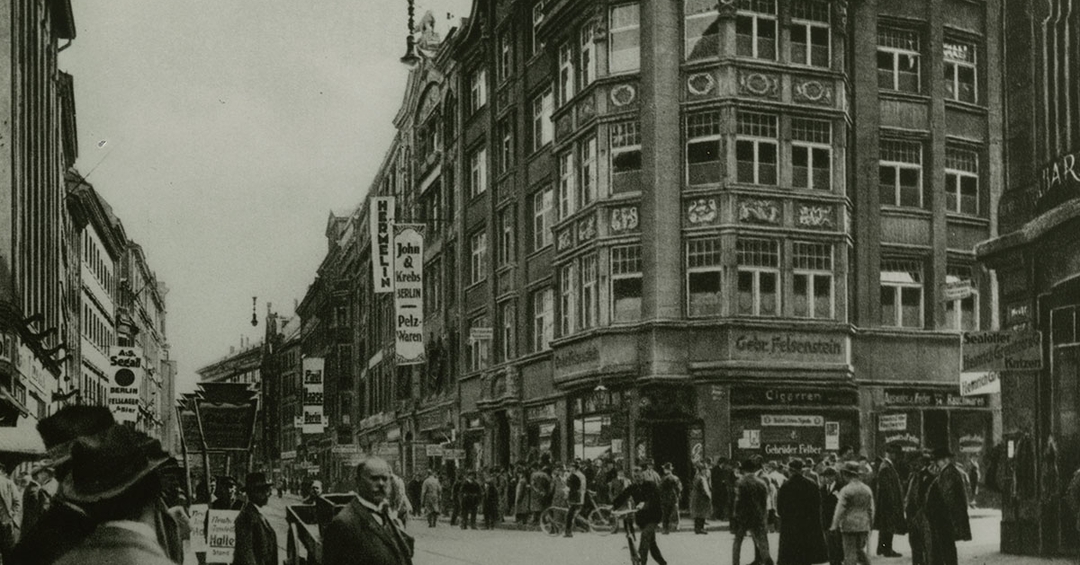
[413,404,456,478]
[635,385,698,488]
[872,387,993,460]
[728,386,859,463]
[460,414,484,473]
[524,401,560,465]
[569,388,628,465]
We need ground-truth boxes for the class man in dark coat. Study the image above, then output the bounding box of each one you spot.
[732,459,773,565]
[323,457,414,565]
[925,447,971,565]
[459,471,482,530]
[777,460,828,565]
[529,465,552,526]
[874,443,907,557]
[904,452,935,565]
[819,467,843,565]
[710,458,727,520]
[233,472,277,565]
[658,462,682,534]
[612,465,667,565]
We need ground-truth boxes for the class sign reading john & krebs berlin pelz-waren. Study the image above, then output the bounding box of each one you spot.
[107,346,143,424]
[961,330,1043,372]
[393,223,425,365]
[302,357,325,434]
[370,196,396,293]
[731,331,846,362]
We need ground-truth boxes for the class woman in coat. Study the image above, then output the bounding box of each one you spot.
[420,470,442,527]
[777,460,829,565]
[689,462,712,534]
[514,470,531,528]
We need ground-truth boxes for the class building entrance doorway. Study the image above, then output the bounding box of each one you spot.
[650,422,689,500]
[495,411,511,468]
[924,410,948,452]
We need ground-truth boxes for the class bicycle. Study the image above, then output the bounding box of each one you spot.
[612,507,641,565]
[540,490,614,535]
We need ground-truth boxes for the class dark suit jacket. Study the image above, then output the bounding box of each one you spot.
[873,459,907,533]
[233,503,278,565]
[323,499,414,565]
[10,498,94,565]
[611,481,662,527]
[53,524,175,565]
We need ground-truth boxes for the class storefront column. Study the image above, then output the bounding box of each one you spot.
[697,384,730,460]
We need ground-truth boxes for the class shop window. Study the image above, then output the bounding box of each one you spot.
[879,139,923,208]
[945,265,978,331]
[532,187,554,251]
[560,263,577,336]
[793,241,834,319]
[498,207,515,266]
[945,146,979,215]
[469,146,488,198]
[579,254,599,329]
[687,238,723,317]
[499,301,515,362]
[609,3,640,73]
[611,121,642,193]
[531,87,554,153]
[792,118,832,190]
[532,287,554,351]
[578,135,598,208]
[611,244,642,323]
[736,111,778,185]
[736,0,777,60]
[579,22,597,89]
[470,230,487,285]
[877,27,921,93]
[790,1,830,67]
[737,238,780,316]
[558,150,576,219]
[686,111,723,186]
[559,42,575,106]
[684,0,720,60]
[944,40,977,103]
[881,258,924,328]
[468,316,490,372]
[574,415,612,460]
[424,259,442,314]
[469,68,487,113]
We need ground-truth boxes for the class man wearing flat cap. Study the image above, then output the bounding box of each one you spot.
[831,461,874,565]
[925,447,970,565]
[233,472,277,565]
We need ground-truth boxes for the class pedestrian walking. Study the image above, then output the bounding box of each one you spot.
[732,459,773,565]
[514,468,531,527]
[530,465,552,526]
[925,447,971,565]
[212,477,244,510]
[388,468,412,529]
[965,458,980,509]
[448,475,462,526]
[904,453,935,565]
[0,463,22,563]
[420,470,441,527]
[323,457,414,565]
[658,462,682,534]
[776,460,828,565]
[563,460,586,538]
[689,461,712,534]
[710,458,728,520]
[819,467,843,565]
[874,443,907,558]
[233,472,278,565]
[642,460,661,485]
[407,474,422,518]
[830,461,874,565]
[459,471,482,530]
[495,468,509,520]
[612,465,667,565]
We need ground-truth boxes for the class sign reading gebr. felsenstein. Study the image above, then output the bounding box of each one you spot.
[371,196,396,293]
[302,357,325,434]
[394,223,425,365]
[107,346,143,424]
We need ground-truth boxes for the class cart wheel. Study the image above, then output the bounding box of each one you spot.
[587,507,615,535]
[286,523,300,565]
[540,508,561,536]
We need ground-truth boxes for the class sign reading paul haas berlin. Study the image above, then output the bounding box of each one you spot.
[394,224,425,365]
[370,196,396,293]
[107,346,144,424]
[302,357,325,434]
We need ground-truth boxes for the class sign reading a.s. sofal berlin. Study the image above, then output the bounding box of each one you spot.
[394,223,425,365]
[961,331,1043,372]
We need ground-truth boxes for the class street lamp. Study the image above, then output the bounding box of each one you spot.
[400,0,420,66]
[251,296,258,327]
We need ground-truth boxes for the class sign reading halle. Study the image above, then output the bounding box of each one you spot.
[371,196,396,293]
[394,224,425,365]
[302,357,325,434]
[107,346,143,423]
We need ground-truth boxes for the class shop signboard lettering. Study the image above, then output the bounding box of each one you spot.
[108,346,144,424]
[197,403,257,450]
[959,433,985,454]
[883,388,988,408]
[393,224,425,365]
[825,422,839,450]
[1036,149,1080,213]
[526,403,556,421]
[961,331,1043,372]
[189,504,208,552]
[206,509,239,563]
[878,414,907,432]
[554,344,600,371]
[761,415,824,427]
[732,332,846,362]
[960,371,1001,396]
[425,444,444,457]
[371,196,396,293]
[302,358,325,434]
[732,387,857,406]
[883,432,921,452]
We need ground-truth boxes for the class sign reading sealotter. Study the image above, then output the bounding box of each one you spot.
[961,331,1043,372]
[107,346,143,423]
[732,332,846,363]
[206,509,239,563]
[394,223,425,365]
[371,196,396,293]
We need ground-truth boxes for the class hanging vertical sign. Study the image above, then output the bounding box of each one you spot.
[394,223,425,365]
[107,346,144,424]
[371,196,396,293]
[302,358,325,434]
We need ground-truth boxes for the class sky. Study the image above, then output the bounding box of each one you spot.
[61,0,473,395]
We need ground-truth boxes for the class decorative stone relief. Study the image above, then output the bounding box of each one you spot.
[796,202,837,229]
[834,0,849,33]
[610,84,636,107]
[687,73,716,97]
[686,198,720,226]
[556,114,573,141]
[738,71,780,99]
[577,215,597,241]
[557,229,574,251]
[793,78,834,106]
[609,206,639,234]
[718,0,737,18]
[577,94,596,121]
[737,198,782,225]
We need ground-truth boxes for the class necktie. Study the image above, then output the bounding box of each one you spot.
[380,504,410,556]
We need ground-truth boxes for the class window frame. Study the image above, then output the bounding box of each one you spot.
[532,187,554,251]
[559,262,577,336]
[470,230,488,285]
[531,87,554,152]
[877,27,922,93]
[736,238,781,317]
[790,1,831,68]
[532,287,554,351]
[879,139,923,208]
[469,145,488,198]
[498,118,513,175]
[469,68,488,113]
[880,258,924,328]
[497,28,513,84]
[578,135,598,208]
[579,22,597,89]
[736,111,779,186]
[684,0,721,61]
[611,121,642,190]
[736,0,778,61]
[469,316,491,371]
[610,244,643,323]
[609,3,641,73]
[559,42,576,106]
[499,300,515,362]
[686,110,723,186]
[498,207,515,267]
[943,39,978,104]
[558,150,576,219]
[945,265,979,331]
[945,146,979,215]
[579,254,599,329]
[791,118,832,191]
[792,241,834,319]
[686,238,724,318]
[531,1,545,57]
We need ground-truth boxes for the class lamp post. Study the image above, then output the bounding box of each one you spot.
[400,0,420,66]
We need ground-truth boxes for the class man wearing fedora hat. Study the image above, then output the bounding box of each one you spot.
[830,461,874,565]
[925,447,971,565]
[53,424,175,565]
[732,459,772,565]
[658,462,682,534]
[873,443,907,558]
[233,472,277,565]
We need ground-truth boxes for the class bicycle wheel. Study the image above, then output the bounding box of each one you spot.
[587,507,616,535]
[540,508,562,536]
[625,531,641,565]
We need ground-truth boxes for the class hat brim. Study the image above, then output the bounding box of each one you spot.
[60,454,170,504]
[245,481,274,491]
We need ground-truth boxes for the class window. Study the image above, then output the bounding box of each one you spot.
[877,28,921,93]
[469,146,488,197]
[610,3,640,72]
[687,238,723,317]
[945,265,978,331]
[736,112,778,185]
[793,242,834,319]
[879,140,923,207]
[560,263,576,335]
[469,316,490,371]
[470,68,488,112]
[790,2,830,67]
[532,1,545,56]
[579,22,596,89]
[532,88,554,152]
[425,259,442,315]
[686,111,723,186]
[445,243,456,305]
[944,40,977,103]
[559,43,575,105]
[578,135,598,208]
[498,118,513,175]
[532,187,554,251]
[498,208,515,266]
[685,0,721,60]
[881,259,923,328]
[611,121,642,192]
[792,118,832,190]
[470,230,488,285]
[737,238,780,316]
[736,0,777,60]
[611,245,642,322]
[579,255,598,329]
[533,288,554,351]
[558,151,575,219]
[497,29,512,83]
[499,301,515,362]
[938,152,980,221]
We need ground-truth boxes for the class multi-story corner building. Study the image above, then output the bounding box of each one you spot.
[261,310,302,486]
[0,0,77,437]
[976,0,1078,557]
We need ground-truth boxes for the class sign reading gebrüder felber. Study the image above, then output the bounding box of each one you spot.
[394,224,425,365]
[961,330,1043,372]
[371,196,396,293]
[731,331,846,363]
[301,357,325,434]
[107,346,143,424]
